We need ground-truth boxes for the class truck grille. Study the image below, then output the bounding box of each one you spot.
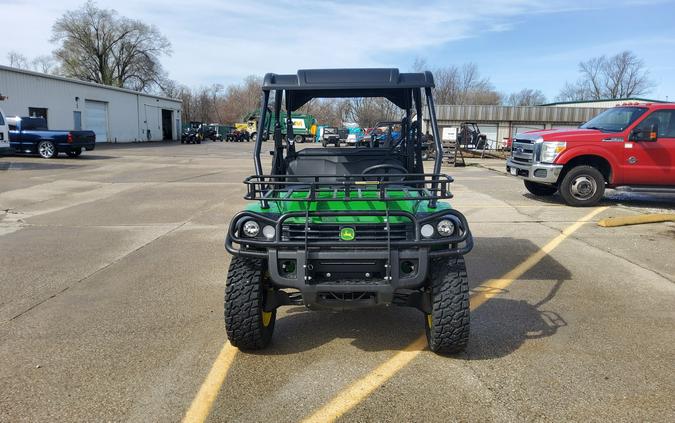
[511,139,536,164]
[282,223,412,242]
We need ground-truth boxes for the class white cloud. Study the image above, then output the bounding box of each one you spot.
[0,0,647,87]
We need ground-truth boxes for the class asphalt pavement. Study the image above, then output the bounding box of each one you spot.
[1,141,673,422]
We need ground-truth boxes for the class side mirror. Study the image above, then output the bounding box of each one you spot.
[630,124,658,142]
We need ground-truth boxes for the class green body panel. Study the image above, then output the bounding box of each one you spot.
[245,190,451,223]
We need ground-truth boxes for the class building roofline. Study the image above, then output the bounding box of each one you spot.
[541,97,670,106]
[0,65,181,103]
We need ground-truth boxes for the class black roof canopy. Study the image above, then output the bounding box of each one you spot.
[262,68,435,111]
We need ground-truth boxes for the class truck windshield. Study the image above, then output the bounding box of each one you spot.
[580,107,647,132]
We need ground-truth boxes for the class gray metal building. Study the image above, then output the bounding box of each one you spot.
[427,98,669,148]
[0,65,182,143]
[427,105,603,148]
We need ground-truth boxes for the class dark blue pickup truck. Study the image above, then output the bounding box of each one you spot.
[8,117,96,159]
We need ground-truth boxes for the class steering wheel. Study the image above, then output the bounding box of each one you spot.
[361,164,408,182]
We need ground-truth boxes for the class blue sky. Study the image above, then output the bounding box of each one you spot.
[2,0,674,102]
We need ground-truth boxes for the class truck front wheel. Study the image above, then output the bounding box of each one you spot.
[524,180,557,196]
[224,257,276,350]
[559,165,605,207]
[425,256,470,355]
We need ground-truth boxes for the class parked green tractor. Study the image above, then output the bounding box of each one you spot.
[224,69,473,354]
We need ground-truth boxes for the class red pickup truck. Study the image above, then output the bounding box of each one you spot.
[506,103,675,206]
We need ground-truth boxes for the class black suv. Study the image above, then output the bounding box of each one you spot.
[321,126,340,147]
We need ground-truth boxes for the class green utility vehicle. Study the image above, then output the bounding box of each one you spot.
[243,110,318,143]
[224,69,473,354]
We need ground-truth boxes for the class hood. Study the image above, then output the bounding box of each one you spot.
[245,198,451,224]
[518,128,617,142]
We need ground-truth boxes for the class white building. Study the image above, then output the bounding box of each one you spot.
[0,65,182,143]
[541,98,668,108]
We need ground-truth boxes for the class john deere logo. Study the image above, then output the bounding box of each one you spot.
[340,227,355,241]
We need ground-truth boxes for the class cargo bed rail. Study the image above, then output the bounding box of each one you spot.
[244,173,454,205]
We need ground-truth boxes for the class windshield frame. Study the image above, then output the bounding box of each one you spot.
[580,106,648,133]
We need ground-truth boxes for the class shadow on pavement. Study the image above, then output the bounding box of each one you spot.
[0,160,81,171]
[67,154,116,160]
[94,140,180,150]
[467,236,571,288]
[465,296,567,360]
[522,191,675,210]
[251,237,572,358]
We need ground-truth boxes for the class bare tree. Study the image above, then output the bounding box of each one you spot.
[158,78,181,99]
[177,85,195,122]
[51,1,171,92]
[176,76,264,124]
[6,51,29,69]
[506,88,547,106]
[417,61,501,105]
[31,55,57,74]
[298,99,349,127]
[6,51,58,74]
[411,56,428,73]
[342,97,401,128]
[556,51,654,101]
[219,76,262,123]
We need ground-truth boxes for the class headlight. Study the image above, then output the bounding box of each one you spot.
[421,224,434,238]
[436,219,455,236]
[539,141,566,163]
[242,220,260,237]
[262,225,276,240]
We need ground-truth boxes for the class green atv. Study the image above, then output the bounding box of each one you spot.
[224,69,473,354]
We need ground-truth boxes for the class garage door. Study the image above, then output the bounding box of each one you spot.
[478,124,498,149]
[144,105,161,140]
[85,100,108,142]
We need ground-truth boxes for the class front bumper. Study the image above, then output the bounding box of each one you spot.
[506,158,562,184]
[225,209,473,305]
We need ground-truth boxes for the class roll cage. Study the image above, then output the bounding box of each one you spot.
[252,69,445,194]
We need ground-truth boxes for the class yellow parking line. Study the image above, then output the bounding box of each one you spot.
[471,206,607,308]
[182,342,238,423]
[300,206,608,423]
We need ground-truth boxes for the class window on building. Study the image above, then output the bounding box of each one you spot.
[28,107,48,125]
